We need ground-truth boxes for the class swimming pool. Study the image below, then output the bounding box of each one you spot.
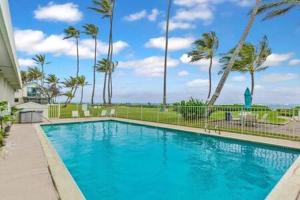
[42,120,300,200]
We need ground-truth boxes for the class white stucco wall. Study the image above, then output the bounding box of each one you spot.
[0,73,15,105]
[0,0,22,105]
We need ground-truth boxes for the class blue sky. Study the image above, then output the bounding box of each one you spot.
[10,0,300,104]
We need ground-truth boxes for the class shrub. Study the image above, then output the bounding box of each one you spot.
[174,98,207,120]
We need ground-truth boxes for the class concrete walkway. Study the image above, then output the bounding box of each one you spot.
[0,124,58,200]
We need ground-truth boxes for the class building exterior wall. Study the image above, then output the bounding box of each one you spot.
[0,0,22,105]
[0,73,15,105]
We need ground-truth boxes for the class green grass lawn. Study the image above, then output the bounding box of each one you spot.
[49,104,289,125]
[48,104,299,141]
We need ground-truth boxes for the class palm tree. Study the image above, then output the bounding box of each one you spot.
[21,71,29,84]
[208,0,261,105]
[219,36,271,97]
[63,91,74,107]
[258,0,300,20]
[83,24,99,105]
[188,32,219,101]
[77,76,89,104]
[32,54,50,87]
[63,76,78,105]
[27,67,43,83]
[63,26,80,77]
[45,74,61,103]
[163,0,172,108]
[96,59,109,104]
[64,26,80,99]
[46,74,60,86]
[90,0,116,104]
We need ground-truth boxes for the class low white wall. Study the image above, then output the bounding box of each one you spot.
[0,74,15,105]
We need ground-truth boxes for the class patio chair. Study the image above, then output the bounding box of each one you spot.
[241,113,258,126]
[84,110,91,117]
[110,109,116,117]
[100,110,107,117]
[72,111,79,118]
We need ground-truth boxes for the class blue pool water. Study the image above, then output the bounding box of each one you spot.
[42,120,300,200]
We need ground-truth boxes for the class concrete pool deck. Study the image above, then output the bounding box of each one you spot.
[1,117,300,199]
[0,124,58,200]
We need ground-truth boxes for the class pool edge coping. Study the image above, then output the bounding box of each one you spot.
[39,117,300,200]
[34,124,86,200]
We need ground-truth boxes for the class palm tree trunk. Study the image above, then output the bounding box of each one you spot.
[250,72,255,97]
[80,86,84,104]
[105,22,112,105]
[72,37,80,102]
[207,57,213,101]
[208,0,261,105]
[41,64,44,88]
[103,72,107,104]
[108,0,116,105]
[163,0,172,108]
[91,37,97,104]
[76,38,80,77]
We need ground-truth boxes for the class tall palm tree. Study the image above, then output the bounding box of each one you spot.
[64,26,80,77]
[219,36,271,97]
[96,59,109,104]
[257,0,300,20]
[77,76,89,104]
[83,24,99,105]
[208,0,261,105]
[32,54,50,87]
[188,32,219,101]
[90,0,115,104]
[64,26,80,99]
[163,0,172,108]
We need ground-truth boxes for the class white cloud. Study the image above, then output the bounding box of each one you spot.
[34,2,83,23]
[180,54,220,71]
[18,58,35,67]
[124,10,147,21]
[264,53,293,67]
[159,20,195,31]
[14,29,129,59]
[289,59,300,66]
[187,79,209,87]
[118,56,180,77]
[174,0,253,7]
[124,9,159,22]
[232,75,246,82]
[178,70,189,76]
[145,37,194,51]
[262,73,298,82]
[174,5,214,23]
[171,0,253,26]
[148,9,159,21]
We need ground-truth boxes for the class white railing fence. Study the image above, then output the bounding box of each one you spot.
[47,104,300,141]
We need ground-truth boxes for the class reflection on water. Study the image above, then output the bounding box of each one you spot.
[42,121,300,200]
